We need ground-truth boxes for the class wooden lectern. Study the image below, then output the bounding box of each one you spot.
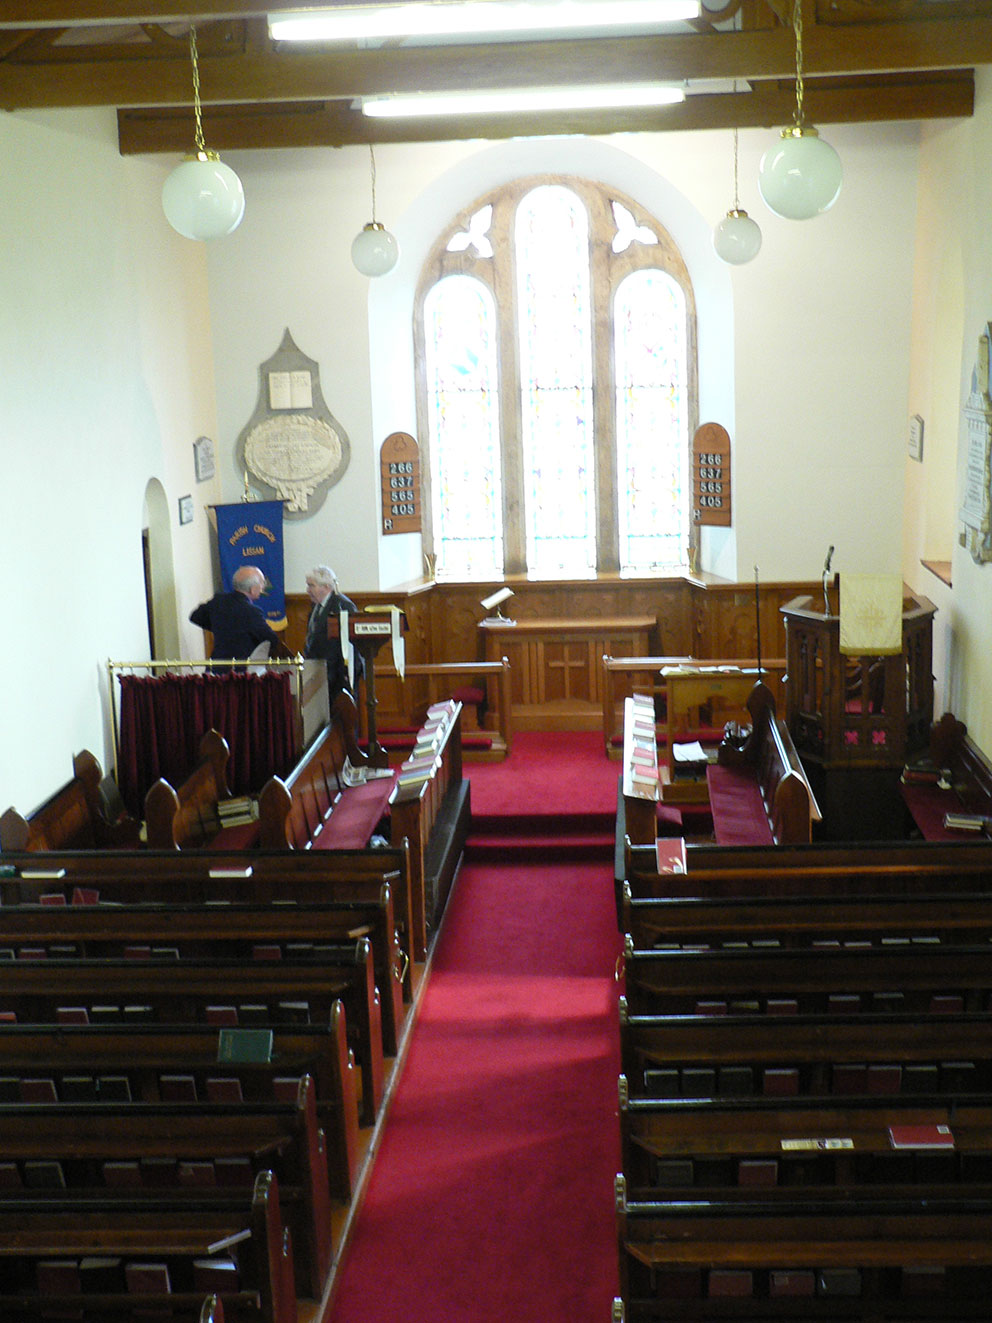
[328,610,407,769]
[780,588,936,837]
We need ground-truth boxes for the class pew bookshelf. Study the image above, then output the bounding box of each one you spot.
[389,701,471,959]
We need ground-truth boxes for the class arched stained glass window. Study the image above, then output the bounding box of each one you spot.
[516,184,596,576]
[615,269,689,571]
[415,176,696,580]
[422,274,503,578]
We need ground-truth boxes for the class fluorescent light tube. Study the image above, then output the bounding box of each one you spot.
[362,84,686,118]
[269,1,701,43]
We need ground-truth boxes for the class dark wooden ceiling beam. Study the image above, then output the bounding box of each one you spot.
[3,18,992,113]
[0,1,321,24]
[116,70,974,153]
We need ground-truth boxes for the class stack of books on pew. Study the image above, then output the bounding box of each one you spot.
[396,752,440,790]
[901,756,952,789]
[217,795,258,828]
[628,695,658,792]
[396,700,458,791]
[942,810,992,834]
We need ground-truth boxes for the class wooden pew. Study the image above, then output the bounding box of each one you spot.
[616,1174,992,1321]
[0,1019,359,1203]
[622,940,992,1017]
[0,845,415,1002]
[620,1009,992,1102]
[260,699,470,963]
[625,836,992,900]
[389,701,471,959]
[602,654,788,759]
[901,711,992,840]
[622,883,992,951]
[0,1168,295,1323]
[257,692,389,853]
[0,749,140,851]
[0,946,384,1126]
[0,1077,330,1297]
[145,730,244,851]
[616,681,818,857]
[706,682,820,846]
[0,888,405,1060]
[621,1093,992,1197]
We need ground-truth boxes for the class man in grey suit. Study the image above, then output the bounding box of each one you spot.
[304,564,363,700]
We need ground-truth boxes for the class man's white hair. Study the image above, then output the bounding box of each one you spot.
[233,565,263,592]
[308,565,339,591]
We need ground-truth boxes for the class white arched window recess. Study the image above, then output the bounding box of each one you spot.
[414,174,697,580]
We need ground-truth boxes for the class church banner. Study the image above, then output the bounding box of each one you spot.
[214,500,287,628]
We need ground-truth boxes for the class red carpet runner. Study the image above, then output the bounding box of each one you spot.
[327,733,624,1321]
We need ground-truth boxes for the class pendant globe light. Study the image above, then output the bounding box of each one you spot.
[162,25,245,241]
[758,0,842,221]
[713,115,762,265]
[351,144,400,277]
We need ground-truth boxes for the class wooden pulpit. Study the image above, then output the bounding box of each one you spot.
[329,610,407,769]
[780,587,936,837]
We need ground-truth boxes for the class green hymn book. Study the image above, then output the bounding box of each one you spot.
[216,1027,273,1064]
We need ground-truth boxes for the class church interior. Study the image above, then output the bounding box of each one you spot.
[3,2,992,1321]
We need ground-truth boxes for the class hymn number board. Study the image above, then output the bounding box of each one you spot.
[692,422,732,527]
[380,431,422,535]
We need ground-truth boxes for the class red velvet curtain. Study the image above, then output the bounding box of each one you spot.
[117,671,297,816]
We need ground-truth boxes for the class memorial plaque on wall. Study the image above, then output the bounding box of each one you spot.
[692,422,732,527]
[959,325,992,564]
[380,432,422,535]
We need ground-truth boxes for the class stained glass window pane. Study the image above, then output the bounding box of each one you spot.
[515,186,596,577]
[423,274,502,578]
[614,268,688,571]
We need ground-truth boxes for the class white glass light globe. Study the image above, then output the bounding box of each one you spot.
[351,222,400,277]
[758,126,843,221]
[713,208,762,265]
[162,151,246,240]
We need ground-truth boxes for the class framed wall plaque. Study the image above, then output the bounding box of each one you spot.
[959,325,992,564]
[380,431,422,535]
[236,329,350,519]
[178,494,194,526]
[692,422,732,527]
[193,435,215,482]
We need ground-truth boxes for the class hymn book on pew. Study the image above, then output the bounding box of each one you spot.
[943,811,992,833]
[217,795,258,827]
[888,1123,954,1149]
[216,1027,273,1064]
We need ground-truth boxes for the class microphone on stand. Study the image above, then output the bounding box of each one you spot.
[823,545,835,614]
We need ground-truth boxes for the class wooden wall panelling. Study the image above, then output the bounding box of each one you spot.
[282,578,820,733]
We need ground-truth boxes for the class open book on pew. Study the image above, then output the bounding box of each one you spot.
[671,740,710,779]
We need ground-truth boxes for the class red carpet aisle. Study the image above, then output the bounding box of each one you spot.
[326,734,624,1323]
[466,730,619,818]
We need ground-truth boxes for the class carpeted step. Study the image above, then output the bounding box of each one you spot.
[465,833,614,864]
[469,811,615,837]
